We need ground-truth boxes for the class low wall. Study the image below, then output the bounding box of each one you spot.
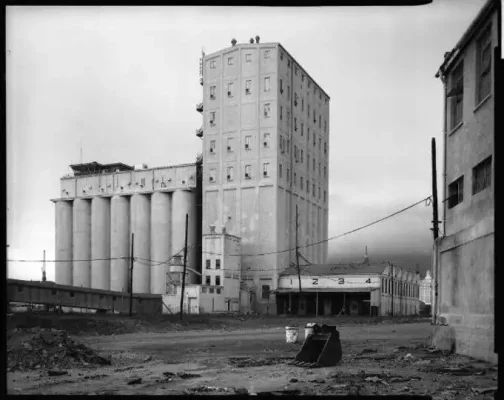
[8,279,162,315]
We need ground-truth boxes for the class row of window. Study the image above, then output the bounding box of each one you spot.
[201,286,222,294]
[205,259,221,269]
[448,24,492,130]
[279,164,327,202]
[381,278,419,298]
[208,134,271,153]
[279,50,329,104]
[279,130,328,156]
[204,275,222,286]
[448,156,492,209]
[209,163,271,183]
[209,49,272,70]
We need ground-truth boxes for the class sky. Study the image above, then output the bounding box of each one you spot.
[6,1,492,282]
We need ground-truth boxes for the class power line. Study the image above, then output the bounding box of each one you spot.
[7,256,130,263]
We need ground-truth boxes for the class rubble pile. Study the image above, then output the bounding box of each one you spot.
[7,328,111,372]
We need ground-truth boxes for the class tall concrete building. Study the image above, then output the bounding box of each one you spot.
[432,0,498,362]
[197,37,330,313]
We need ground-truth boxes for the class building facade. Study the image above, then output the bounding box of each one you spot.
[419,270,432,305]
[432,0,498,362]
[275,263,420,317]
[198,38,330,313]
[51,161,202,295]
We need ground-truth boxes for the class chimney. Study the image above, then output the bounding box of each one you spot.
[231,38,237,47]
[255,35,260,43]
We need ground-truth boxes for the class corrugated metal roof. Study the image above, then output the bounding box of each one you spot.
[279,263,387,277]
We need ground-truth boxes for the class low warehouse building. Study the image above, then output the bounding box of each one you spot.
[275,262,420,317]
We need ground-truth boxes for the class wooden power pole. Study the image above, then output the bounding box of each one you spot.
[180,214,189,321]
[431,138,439,240]
[129,233,134,317]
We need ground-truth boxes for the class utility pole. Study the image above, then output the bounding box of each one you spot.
[129,233,134,317]
[431,138,439,240]
[42,250,47,282]
[295,205,302,316]
[180,214,189,321]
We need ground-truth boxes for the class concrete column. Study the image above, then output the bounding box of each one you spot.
[73,198,91,288]
[91,197,111,290]
[110,195,130,292]
[130,193,151,294]
[172,190,197,284]
[55,200,73,286]
[150,192,172,294]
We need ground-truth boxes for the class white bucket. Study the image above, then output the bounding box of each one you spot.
[285,326,299,343]
[304,327,314,340]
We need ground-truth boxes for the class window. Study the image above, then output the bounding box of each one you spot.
[294,145,298,161]
[449,61,464,129]
[319,115,322,129]
[287,86,291,100]
[287,111,290,123]
[306,180,310,193]
[472,156,492,195]
[280,106,283,121]
[263,133,270,147]
[210,86,216,100]
[307,128,310,142]
[280,79,284,94]
[324,190,326,203]
[287,138,290,153]
[245,80,252,95]
[227,82,234,97]
[324,166,327,178]
[300,177,304,190]
[209,169,216,183]
[287,60,290,68]
[287,168,290,183]
[51,289,57,296]
[245,136,251,150]
[307,154,310,169]
[293,172,296,186]
[294,93,298,106]
[301,150,304,163]
[216,288,221,294]
[70,292,75,298]
[294,118,298,131]
[295,67,298,76]
[205,275,211,285]
[209,111,216,126]
[227,137,233,152]
[313,110,316,124]
[319,138,322,150]
[280,52,283,60]
[140,178,145,187]
[209,287,214,293]
[313,133,316,147]
[210,60,216,69]
[227,166,234,182]
[264,77,271,92]
[209,140,216,153]
[313,158,316,171]
[245,165,252,179]
[318,186,321,199]
[216,259,221,270]
[228,57,234,66]
[263,163,270,178]
[246,53,252,63]
[264,103,271,118]
[301,98,304,112]
[448,176,464,209]
[301,123,304,136]
[324,142,327,155]
[476,25,492,103]
[279,134,284,152]
[308,104,310,118]
[318,162,321,176]
[206,260,211,269]
[262,285,270,299]
[264,50,270,59]
[313,183,315,197]
[308,80,311,89]
[324,120,327,133]
[279,163,283,178]
[202,286,207,293]
[17,285,23,292]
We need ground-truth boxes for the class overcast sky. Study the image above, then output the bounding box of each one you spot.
[7,1,491,282]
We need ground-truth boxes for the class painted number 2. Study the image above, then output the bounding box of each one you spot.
[312,278,318,285]
[338,278,345,284]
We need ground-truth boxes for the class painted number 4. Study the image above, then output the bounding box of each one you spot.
[366,278,371,283]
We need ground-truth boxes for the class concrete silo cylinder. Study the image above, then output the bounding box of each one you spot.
[130,194,151,294]
[73,198,92,288]
[91,197,111,290]
[55,200,73,286]
[150,192,172,294]
[110,195,130,292]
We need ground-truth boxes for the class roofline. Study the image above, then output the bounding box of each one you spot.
[436,0,497,78]
[203,42,330,100]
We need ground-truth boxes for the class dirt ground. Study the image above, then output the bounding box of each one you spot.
[7,313,498,397]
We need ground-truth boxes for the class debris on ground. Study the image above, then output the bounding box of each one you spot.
[289,378,298,383]
[177,372,201,379]
[228,357,291,368]
[234,387,249,394]
[47,369,69,376]
[7,328,112,372]
[361,348,377,354]
[126,377,142,385]
[471,386,497,394]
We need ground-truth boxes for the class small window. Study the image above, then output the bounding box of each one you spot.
[264,50,270,59]
[210,86,216,100]
[245,135,251,150]
[300,177,304,190]
[307,104,310,118]
[264,103,271,118]
[287,168,290,183]
[313,133,316,146]
[293,172,297,187]
[301,123,304,136]
[324,190,326,203]
[287,86,291,100]
[301,150,304,163]
[263,163,270,178]
[112,296,116,301]
[279,134,284,152]
[280,79,284,94]
[209,111,216,126]
[476,25,492,103]
[227,137,233,152]
[301,98,304,112]
[210,60,216,69]
[263,133,270,147]
[215,275,221,286]
[313,110,316,124]
[262,285,270,299]
[245,80,252,95]
[205,276,211,285]
[319,138,322,150]
[318,162,321,176]
[294,118,298,131]
[51,289,57,296]
[206,259,211,269]
[280,52,283,60]
[17,286,23,292]
[228,56,234,66]
[264,77,271,92]
[324,120,327,133]
[295,67,298,76]
[280,106,283,121]
[227,166,234,182]
[319,115,322,129]
[306,180,309,193]
[324,166,327,178]
[227,82,234,97]
[209,140,216,153]
[313,158,316,171]
[324,142,327,155]
[449,61,464,129]
[294,145,298,161]
[216,288,221,294]
[70,292,75,298]
[202,286,208,293]
[318,186,321,199]
[307,154,310,168]
[246,53,252,63]
[472,156,492,195]
[209,287,215,293]
[279,163,283,178]
[313,183,315,197]
[209,169,216,183]
[287,60,291,68]
[287,138,290,153]
[245,165,252,179]
[448,176,464,209]
[216,259,221,269]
